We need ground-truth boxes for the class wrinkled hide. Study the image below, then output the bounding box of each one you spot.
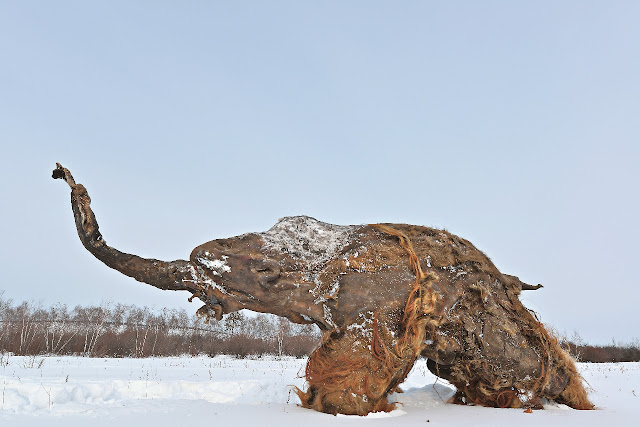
[53,164,593,415]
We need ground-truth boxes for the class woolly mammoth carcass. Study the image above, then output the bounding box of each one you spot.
[52,163,593,415]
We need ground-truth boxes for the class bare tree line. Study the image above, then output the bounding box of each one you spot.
[556,331,640,364]
[1,293,638,362]
[0,294,319,358]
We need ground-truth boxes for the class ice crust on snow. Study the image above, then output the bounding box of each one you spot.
[259,216,356,268]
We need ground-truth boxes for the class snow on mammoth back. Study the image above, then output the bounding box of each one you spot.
[259,216,357,267]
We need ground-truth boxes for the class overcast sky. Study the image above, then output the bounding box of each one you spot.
[1,2,638,345]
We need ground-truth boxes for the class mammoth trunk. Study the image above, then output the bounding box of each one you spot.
[53,163,198,294]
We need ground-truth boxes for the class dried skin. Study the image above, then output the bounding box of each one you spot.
[53,164,594,415]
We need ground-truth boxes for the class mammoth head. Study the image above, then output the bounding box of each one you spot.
[186,218,356,328]
[184,217,419,334]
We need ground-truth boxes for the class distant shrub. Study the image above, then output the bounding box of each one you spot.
[0,295,319,358]
[281,335,319,358]
[562,341,640,363]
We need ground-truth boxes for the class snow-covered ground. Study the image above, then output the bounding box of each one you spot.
[0,354,637,426]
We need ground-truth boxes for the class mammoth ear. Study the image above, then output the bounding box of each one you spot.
[249,259,297,291]
[250,259,282,288]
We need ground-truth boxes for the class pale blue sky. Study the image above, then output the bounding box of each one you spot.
[1,2,638,344]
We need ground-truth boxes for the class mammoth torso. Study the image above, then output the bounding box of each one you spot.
[190,216,547,393]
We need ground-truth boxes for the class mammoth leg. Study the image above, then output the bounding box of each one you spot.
[427,280,593,410]
[443,320,591,409]
[297,330,417,415]
[547,347,594,410]
[441,343,591,409]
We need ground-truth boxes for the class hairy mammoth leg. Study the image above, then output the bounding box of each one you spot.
[512,310,594,409]
[433,342,592,409]
[548,348,594,410]
[429,277,594,410]
[431,324,593,409]
[296,330,416,415]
